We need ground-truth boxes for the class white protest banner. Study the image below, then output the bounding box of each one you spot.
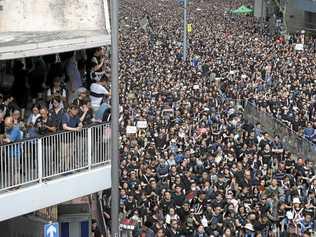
[126,126,137,134]
[136,120,148,129]
[294,44,303,51]
[193,84,200,90]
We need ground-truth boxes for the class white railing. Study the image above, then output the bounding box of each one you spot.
[0,123,111,192]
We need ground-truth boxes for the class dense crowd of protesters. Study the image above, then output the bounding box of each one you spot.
[110,0,316,236]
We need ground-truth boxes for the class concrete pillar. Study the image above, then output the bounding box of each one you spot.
[254,0,266,19]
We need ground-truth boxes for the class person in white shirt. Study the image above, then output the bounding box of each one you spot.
[90,75,110,113]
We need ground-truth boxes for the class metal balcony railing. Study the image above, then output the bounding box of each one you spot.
[0,123,111,192]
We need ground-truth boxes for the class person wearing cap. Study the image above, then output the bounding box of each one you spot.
[244,222,255,237]
[287,197,305,230]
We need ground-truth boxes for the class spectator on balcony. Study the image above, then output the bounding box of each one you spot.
[3,95,20,117]
[90,47,106,79]
[79,98,94,126]
[0,111,4,136]
[47,77,67,110]
[35,107,57,136]
[0,93,8,116]
[12,109,25,137]
[26,104,41,138]
[61,104,82,171]
[2,116,23,185]
[90,75,110,114]
[3,116,22,144]
[62,104,83,132]
[73,87,89,107]
[49,95,65,131]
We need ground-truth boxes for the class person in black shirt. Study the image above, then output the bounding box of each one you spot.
[79,98,94,126]
[35,107,57,135]
[165,220,180,237]
[291,114,303,132]
[160,191,175,215]
[49,95,64,131]
[0,112,4,136]
[172,186,185,207]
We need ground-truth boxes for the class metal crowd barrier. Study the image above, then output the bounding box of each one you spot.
[0,123,111,191]
[242,101,316,161]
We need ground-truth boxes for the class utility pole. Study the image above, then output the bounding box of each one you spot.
[110,0,120,235]
[183,0,187,61]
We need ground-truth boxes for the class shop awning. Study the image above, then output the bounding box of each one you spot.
[231,5,254,14]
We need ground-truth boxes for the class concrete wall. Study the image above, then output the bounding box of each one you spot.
[0,216,44,237]
[286,0,305,33]
[254,0,267,19]
[0,0,107,32]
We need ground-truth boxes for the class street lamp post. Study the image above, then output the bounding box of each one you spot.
[110,0,120,235]
[183,0,187,61]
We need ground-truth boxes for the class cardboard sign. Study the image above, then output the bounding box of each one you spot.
[193,84,200,90]
[187,24,192,33]
[294,44,303,51]
[136,120,148,129]
[126,126,137,134]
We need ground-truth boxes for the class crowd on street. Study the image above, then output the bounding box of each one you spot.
[0,0,315,235]
[114,0,316,236]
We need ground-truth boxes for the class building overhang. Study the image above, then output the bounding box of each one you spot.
[0,30,111,60]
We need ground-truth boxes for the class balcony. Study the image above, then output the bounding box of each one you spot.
[0,123,112,221]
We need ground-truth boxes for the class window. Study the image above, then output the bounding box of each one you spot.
[304,11,316,29]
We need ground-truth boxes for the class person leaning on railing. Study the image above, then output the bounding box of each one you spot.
[3,116,23,185]
[36,107,57,136]
[61,104,85,171]
[3,116,22,144]
[62,104,83,132]
[78,98,94,126]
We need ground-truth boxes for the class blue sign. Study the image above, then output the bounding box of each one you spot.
[176,0,189,6]
[44,223,59,237]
